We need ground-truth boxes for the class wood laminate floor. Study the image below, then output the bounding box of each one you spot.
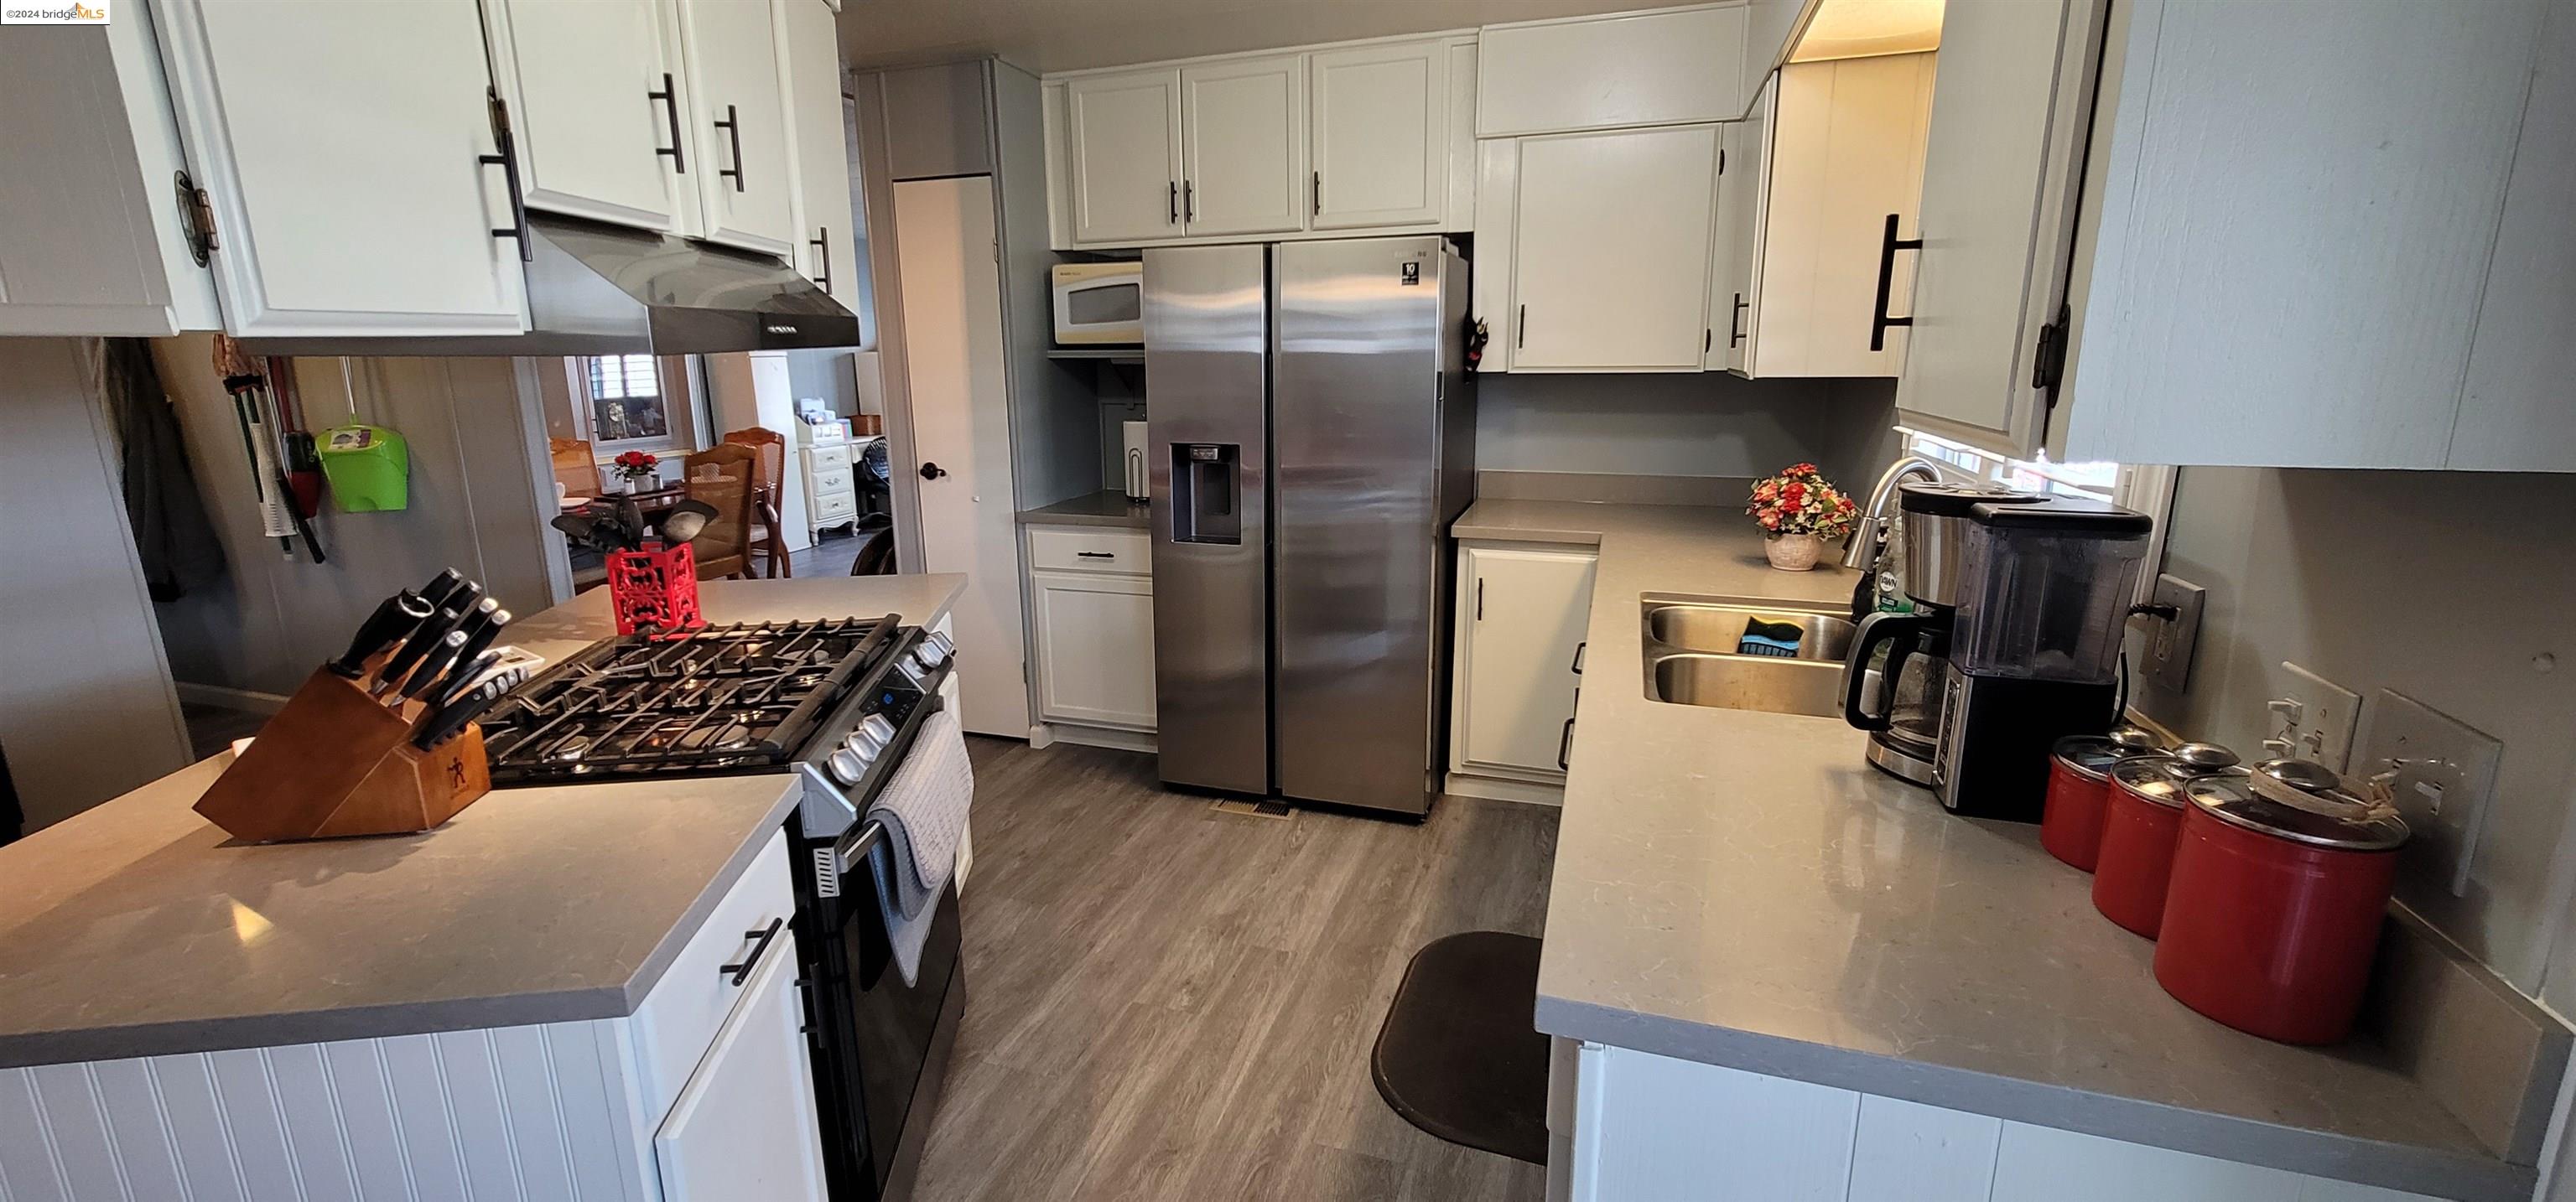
[915,737,1561,1202]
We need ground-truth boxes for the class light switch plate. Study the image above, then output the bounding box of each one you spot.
[2276,661,2361,771]
[2357,689,2501,900]
[2137,573,2205,692]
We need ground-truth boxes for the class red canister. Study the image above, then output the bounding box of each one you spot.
[2155,762,2408,1044]
[2042,736,2127,871]
[2093,744,2241,938]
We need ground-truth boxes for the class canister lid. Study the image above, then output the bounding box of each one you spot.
[2111,753,2244,808]
[2184,763,2410,851]
[2171,742,2242,770]
[2050,735,2126,782]
[2107,725,2167,754]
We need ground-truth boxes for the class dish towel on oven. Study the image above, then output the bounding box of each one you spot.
[863,707,973,986]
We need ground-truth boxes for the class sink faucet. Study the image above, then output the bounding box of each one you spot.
[1839,455,1941,572]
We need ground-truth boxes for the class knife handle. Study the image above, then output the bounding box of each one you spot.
[329,592,431,678]
[430,609,511,705]
[396,630,470,702]
[416,567,465,610]
[374,607,461,695]
[413,688,501,750]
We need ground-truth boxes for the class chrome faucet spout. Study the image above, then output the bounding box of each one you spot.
[1840,455,1942,570]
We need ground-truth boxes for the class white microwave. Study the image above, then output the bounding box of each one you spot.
[1052,261,1144,345]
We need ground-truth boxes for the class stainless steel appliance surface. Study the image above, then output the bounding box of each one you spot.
[478,616,960,1202]
[1145,237,1472,818]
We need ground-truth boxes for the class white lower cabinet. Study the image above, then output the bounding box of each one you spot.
[1566,1043,2449,1202]
[1450,541,1597,794]
[652,913,828,1202]
[1026,526,1157,733]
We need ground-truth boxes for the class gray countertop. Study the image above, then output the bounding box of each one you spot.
[1457,500,2521,1202]
[1017,490,1150,529]
[0,573,966,1070]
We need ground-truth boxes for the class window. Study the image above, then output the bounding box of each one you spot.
[1899,427,2177,602]
[566,355,700,456]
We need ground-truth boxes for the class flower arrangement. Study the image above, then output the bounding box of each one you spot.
[611,450,660,485]
[1748,463,1859,539]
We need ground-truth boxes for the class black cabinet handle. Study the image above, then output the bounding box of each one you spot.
[1076,551,1115,559]
[714,103,745,192]
[1571,640,1586,676]
[1167,181,1178,224]
[719,918,783,987]
[1730,293,1748,348]
[1183,180,1195,223]
[1475,578,1483,621]
[919,461,948,480]
[1515,304,1527,350]
[1557,717,1576,770]
[810,226,832,293]
[1870,213,1922,352]
[650,73,685,174]
[477,90,532,263]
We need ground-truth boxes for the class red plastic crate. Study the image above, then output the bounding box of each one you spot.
[605,543,706,637]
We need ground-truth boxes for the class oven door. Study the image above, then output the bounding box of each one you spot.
[797,824,964,1202]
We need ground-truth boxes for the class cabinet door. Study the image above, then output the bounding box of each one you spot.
[1031,570,1158,730]
[676,0,797,256]
[1181,55,1305,237]
[776,0,859,297]
[652,926,828,1202]
[484,0,693,232]
[1894,0,2102,457]
[1310,42,1447,229]
[153,0,530,339]
[1720,78,1774,374]
[1457,545,1597,777]
[1065,69,1183,244]
[1509,126,1719,371]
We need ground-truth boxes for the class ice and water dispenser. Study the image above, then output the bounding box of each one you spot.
[1170,443,1241,544]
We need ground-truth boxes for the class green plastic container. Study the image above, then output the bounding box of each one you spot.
[317,424,408,512]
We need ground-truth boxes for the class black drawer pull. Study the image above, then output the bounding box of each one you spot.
[719,917,784,986]
[1570,640,1587,675]
[1076,551,1115,559]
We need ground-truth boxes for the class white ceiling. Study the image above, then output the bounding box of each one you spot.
[835,0,1713,75]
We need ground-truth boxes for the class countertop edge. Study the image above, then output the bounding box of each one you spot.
[1537,994,2529,1202]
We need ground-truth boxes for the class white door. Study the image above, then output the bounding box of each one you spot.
[1031,571,1157,729]
[1720,78,1774,375]
[1181,55,1305,237]
[483,0,693,232]
[1309,42,1448,229]
[1065,69,1183,244]
[675,0,797,256]
[776,0,858,297]
[895,177,1027,738]
[153,0,530,339]
[652,926,828,1202]
[1509,125,1720,371]
[1895,0,2101,456]
[1457,545,1597,776]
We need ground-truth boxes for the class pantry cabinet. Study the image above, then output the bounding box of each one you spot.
[674,0,797,257]
[483,0,699,234]
[153,0,531,339]
[1181,55,1306,237]
[776,0,860,298]
[1450,541,1597,788]
[1309,42,1447,229]
[1508,125,1722,372]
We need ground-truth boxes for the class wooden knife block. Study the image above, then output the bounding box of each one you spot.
[194,668,490,842]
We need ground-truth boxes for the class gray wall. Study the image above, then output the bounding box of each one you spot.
[0,339,194,831]
[2128,468,2576,1000]
[150,336,558,699]
[1473,372,1900,490]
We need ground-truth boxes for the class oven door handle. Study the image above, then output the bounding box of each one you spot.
[834,820,890,877]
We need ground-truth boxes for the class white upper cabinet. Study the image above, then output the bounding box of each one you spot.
[1893,0,2097,456]
[675,0,797,256]
[776,0,860,298]
[1181,55,1306,237]
[153,0,529,339]
[0,19,220,337]
[1478,3,1748,137]
[484,0,697,234]
[1065,69,1186,244]
[1509,125,1721,372]
[1710,80,1773,373]
[1309,42,1447,229]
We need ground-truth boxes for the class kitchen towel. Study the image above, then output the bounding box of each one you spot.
[864,706,973,986]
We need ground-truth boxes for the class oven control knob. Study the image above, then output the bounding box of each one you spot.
[913,632,954,671]
[827,747,868,787]
[855,713,897,752]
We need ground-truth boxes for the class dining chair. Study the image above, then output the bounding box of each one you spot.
[719,427,792,579]
[683,473,754,580]
[548,438,601,498]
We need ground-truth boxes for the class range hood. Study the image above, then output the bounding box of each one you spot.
[239,215,862,357]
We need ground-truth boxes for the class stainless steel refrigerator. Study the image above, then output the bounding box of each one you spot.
[1145,237,1473,818]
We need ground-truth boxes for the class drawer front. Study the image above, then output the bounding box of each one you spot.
[803,443,853,474]
[810,490,858,521]
[629,829,797,1125]
[808,467,854,496]
[1027,526,1150,575]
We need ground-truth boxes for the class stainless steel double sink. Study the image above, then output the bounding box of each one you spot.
[1639,593,1856,719]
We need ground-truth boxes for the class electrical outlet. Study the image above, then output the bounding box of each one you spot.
[2136,574,2205,692]
[2268,662,2360,771]
[2357,690,2500,901]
